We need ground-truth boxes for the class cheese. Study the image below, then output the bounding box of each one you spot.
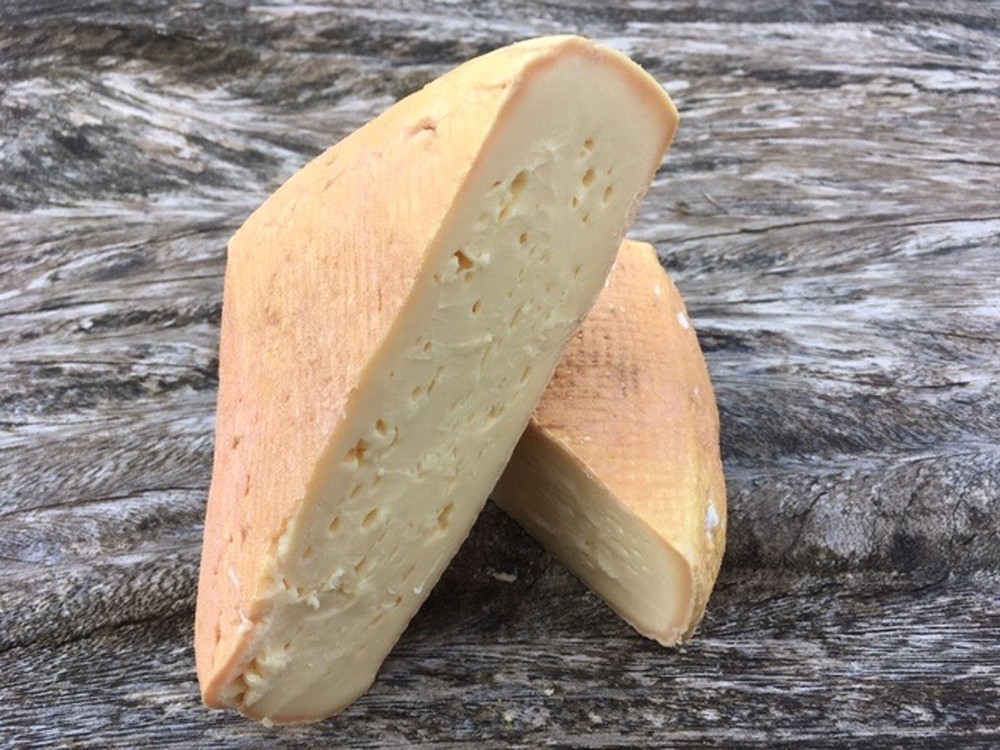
[493,240,726,646]
[194,37,678,723]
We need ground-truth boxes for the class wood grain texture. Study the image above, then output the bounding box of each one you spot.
[1,0,998,746]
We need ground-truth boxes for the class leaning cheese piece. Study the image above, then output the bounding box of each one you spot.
[493,240,726,646]
[195,36,678,723]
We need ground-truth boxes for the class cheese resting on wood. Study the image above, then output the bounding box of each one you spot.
[194,36,678,723]
[494,240,726,646]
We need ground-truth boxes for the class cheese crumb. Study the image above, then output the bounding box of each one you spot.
[654,284,662,296]
[677,311,690,330]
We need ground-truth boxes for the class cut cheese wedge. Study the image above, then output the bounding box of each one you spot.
[195,36,678,723]
[493,239,726,646]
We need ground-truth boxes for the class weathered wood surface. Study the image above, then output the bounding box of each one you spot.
[2,1,998,747]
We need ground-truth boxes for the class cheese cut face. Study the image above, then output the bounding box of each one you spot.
[493,240,726,646]
[194,37,678,723]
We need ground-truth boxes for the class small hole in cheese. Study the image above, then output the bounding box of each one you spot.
[454,250,473,270]
[510,169,528,198]
[437,502,454,530]
[583,137,596,151]
[602,185,614,205]
[411,385,424,401]
[471,300,482,314]
[345,439,368,465]
[520,365,532,384]
[427,366,444,395]
[422,340,433,353]
[582,168,596,188]
[519,231,528,246]
[499,170,529,223]
[362,508,379,529]
[375,418,389,436]
[355,556,370,574]
[329,516,341,533]
[571,196,580,209]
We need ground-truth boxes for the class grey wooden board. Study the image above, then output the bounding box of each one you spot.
[1,0,998,747]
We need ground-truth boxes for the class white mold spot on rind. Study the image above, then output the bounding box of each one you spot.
[706,503,720,534]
